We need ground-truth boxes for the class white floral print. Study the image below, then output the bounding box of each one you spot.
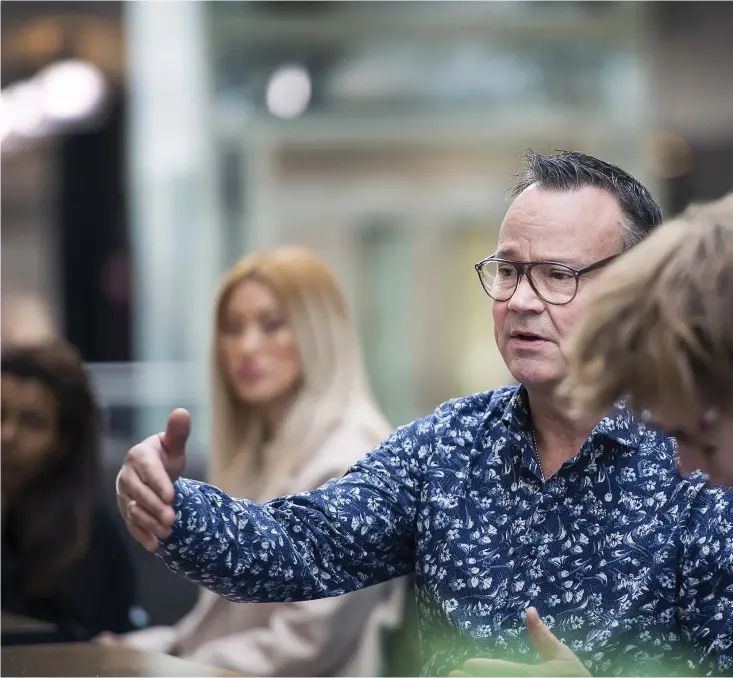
[158,386,733,676]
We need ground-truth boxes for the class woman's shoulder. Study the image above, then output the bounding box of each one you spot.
[321,419,384,458]
[296,420,384,487]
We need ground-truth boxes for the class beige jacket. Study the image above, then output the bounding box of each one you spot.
[123,423,406,676]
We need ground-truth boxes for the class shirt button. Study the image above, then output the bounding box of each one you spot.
[529,546,538,557]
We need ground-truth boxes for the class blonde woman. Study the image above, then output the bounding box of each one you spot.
[100,246,404,675]
[562,193,733,486]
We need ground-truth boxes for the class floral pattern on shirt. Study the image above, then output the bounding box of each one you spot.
[159,386,733,676]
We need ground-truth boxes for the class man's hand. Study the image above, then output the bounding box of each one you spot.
[115,408,191,552]
[449,608,591,677]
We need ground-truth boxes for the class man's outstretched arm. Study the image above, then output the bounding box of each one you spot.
[158,428,422,602]
[118,411,427,602]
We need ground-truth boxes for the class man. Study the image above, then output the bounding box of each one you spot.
[116,151,733,676]
[562,193,733,488]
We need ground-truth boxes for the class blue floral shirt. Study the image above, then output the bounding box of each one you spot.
[160,386,733,676]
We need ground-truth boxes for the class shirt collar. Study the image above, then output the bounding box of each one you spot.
[500,384,645,451]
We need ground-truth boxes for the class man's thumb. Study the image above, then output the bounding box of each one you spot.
[526,607,566,661]
[163,408,191,458]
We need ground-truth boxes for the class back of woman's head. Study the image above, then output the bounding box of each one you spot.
[210,246,389,498]
[1,340,100,596]
[562,192,733,420]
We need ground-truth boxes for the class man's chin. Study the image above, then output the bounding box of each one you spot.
[506,361,564,391]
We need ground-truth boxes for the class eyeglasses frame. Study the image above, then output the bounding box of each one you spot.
[474,252,621,306]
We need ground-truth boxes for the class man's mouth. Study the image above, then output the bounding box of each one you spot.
[510,332,548,342]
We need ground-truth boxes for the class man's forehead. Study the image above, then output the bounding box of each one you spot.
[503,184,623,222]
[498,185,623,253]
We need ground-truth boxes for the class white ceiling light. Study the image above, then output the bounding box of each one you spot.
[266,64,311,119]
[2,81,48,137]
[36,59,106,122]
[0,92,14,143]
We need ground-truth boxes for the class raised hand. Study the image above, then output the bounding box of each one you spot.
[115,408,191,552]
[450,607,591,677]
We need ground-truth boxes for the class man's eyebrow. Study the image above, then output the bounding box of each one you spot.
[493,249,584,266]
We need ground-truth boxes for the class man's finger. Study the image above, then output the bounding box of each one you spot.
[128,502,172,540]
[162,408,191,461]
[117,490,169,540]
[117,464,175,525]
[127,443,176,506]
[525,607,567,661]
[125,516,159,553]
[461,658,535,677]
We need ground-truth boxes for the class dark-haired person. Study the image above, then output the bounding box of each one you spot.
[117,151,733,675]
[2,341,138,641]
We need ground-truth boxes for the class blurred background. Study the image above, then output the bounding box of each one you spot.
[2,0,733,629]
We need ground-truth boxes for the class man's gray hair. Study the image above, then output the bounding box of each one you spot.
[510,150,664,250]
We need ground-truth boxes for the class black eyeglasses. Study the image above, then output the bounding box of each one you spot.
[474,253,620,305]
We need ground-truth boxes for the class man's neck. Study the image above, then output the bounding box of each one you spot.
[526,387,595,479]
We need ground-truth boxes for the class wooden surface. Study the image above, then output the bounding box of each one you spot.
[1,643,241,677]
[1,611,55,633]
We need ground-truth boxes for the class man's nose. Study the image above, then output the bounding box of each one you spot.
[507,275,545,313]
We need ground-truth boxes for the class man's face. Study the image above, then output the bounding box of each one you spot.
[493,185,623,390]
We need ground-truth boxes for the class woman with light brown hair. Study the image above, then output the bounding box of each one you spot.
[562,193,733,486]
[98,246,404,675]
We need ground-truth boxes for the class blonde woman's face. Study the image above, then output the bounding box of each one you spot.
[218,279,303,408]
[648,404,733,488]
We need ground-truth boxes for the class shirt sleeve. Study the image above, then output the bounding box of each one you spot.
[678,485,733,676]
[156,417,428,603]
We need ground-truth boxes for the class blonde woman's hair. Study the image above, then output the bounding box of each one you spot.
[561,192,733,421]
[209,246,391,501]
